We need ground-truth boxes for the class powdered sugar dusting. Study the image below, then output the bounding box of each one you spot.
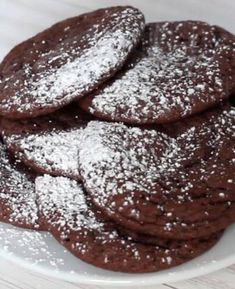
[0,144,39,228]
[0,7,145,116]
[5,128,84,178]
[36,175,102,232]
[77,120,206,211]
[78,102,235,227]
[87,21,235,123]
[78,121,175,205]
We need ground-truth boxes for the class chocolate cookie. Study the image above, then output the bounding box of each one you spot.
[0,142,40,229]
[36,175,220,273]
[0,6,145,119]
[79,21,235,124]
[78,100,235,239]
[120,227,223,248]
[0,105,91,179]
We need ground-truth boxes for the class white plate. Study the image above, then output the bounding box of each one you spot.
[0,0,234,287]
[0,222,234,288]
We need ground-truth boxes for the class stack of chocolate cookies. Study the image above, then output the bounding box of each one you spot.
[0,6,234,273]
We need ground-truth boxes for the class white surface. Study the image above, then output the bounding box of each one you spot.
[0,0,234,288]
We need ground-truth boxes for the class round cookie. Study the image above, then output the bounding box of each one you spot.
[0,105,91,179]
[36,174,221,273]
[78,100,235,239]
[79,21,235,124]
[0,142,40,230]
[0,6,145,119]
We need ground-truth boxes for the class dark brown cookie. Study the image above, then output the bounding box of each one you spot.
[0,105,92,179]
[0,6,145,119]
[78,100,235,239]
[102,200,235,240]
[36,175,220,273]
[79,21,235,124]
[0,142,40,229]
[120,227,223,248]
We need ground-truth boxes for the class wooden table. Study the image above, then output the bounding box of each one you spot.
[0,0,234,288]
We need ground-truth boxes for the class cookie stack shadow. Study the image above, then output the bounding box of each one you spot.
[0,6,234,273]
